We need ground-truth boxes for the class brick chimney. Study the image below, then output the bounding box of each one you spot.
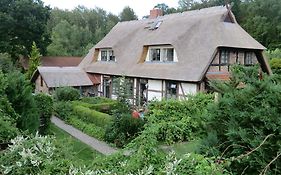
[149,8,163,19]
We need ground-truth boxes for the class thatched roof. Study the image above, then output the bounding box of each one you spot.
[21,56,82,70]
[32,67,93,88]
[80,6,268,82]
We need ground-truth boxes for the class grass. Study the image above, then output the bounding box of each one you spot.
[50,123,102,166]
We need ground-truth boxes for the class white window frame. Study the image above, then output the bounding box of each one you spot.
[98,49,116,62]
[146,46,178,62]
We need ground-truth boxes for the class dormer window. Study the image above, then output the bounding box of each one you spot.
[99,49,115,62]
[146,46,177,62]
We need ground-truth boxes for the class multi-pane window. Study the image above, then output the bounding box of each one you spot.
[166,81,178,99]
[244,52,254,65]
[220,50,230,65]
[150,49,161,61]
[100,49,115,62]
[149,48,174,62]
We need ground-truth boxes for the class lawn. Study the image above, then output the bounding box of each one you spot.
[49,124,102,166]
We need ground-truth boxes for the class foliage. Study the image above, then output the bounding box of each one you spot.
[0,113,19,144]
[0,54,15,74]
[54,87,80,101]
[119,6,138,22]
[47,20,93,56]
[0,133,70,175]
[34,93,53,135]
[207,66,281,174]
[26,42,41,80]
[105,113,145,147]
[0,0,51,59]
[72,105,112,128]
[81,96,115,104]
[68,117,105,140]
[270,58,281,74]
[5,71,39,133]
[46,6,120,56]
[73,101,121,114]
[53,101,73,120]
[266,48,281,60]
[146,93,214,144]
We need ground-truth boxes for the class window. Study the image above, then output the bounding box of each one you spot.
[220,50,230,65]
[150,49,160,61]
[149,47,175,62]
[40,76,43,87]
[244,52,254,65]
[166,81,178,99]
[164,48,174,62]
[100,49,115,62]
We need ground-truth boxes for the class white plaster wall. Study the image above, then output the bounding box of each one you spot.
[178,83,197,100]
[147,79,162,101]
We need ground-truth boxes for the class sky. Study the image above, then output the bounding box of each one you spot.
[42,0,179,18]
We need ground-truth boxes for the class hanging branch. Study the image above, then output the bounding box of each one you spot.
[259,152,281,175]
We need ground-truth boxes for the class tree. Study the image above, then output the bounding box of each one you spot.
[47,20,93,56]
[0,0,51,60]
[178,0,194,11]
[119,6,138,22]
[26,42,41,80]
[154,3,178,15]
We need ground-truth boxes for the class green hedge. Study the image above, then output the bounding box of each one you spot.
[53,101,73,120]
[72,101,118,114]
[72,105,112,127]
[68,117,105,140]
[81,97,114,104]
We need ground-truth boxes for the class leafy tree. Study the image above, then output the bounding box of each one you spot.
[178,0,194,11]
[0,0,51,60]
[47,20,93,56]
[26,42,41,80]
[0,54,15,74]
[119,6,138,21]
[154,3,178,15]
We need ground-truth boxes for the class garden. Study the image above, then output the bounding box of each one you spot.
[1,62,281,174]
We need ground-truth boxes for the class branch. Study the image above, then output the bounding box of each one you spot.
[259,152,281,175]
[234,134,274,161]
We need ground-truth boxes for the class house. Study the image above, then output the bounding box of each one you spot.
[31,67,94,95]
[78,6,271,105]
[21,56,82,70]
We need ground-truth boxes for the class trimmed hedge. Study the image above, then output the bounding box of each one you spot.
[53,101,73,120]
[81,97,114,104]
[68,117,105,140]
[72,101,118,114]
[54,87,80,101]
[72,105,112,127]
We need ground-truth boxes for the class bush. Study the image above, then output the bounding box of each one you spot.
[68,117,105,140]
[34,93,53,135]
[72,101,121,114]
[72,105,112,127]
[105,113,145,147]
[146,93,214,144]
[0,114,19,144]
[206,66,281,174]
[81,96,114,104]
[5,71,39,133]
[270,58,281,74]
[53,101,73,120]
[54,87,80,101]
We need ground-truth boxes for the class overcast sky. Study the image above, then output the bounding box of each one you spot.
[42,0,179,18]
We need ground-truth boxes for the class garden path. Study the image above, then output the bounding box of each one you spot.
[51,116,118,155]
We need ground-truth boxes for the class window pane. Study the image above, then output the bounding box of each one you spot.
[101,50,107,61]
[109,50,115,61]
[245,52,253,65]
[150,49,160,61]
[166,81,177,99]
[220,50,229,64]
[166,48,174,61]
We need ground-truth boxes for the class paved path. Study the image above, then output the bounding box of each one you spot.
[51,116,118,155]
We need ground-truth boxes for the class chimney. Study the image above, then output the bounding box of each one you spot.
[149,8,163,19]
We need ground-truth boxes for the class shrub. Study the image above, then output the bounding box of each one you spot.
[206,66,281,174]
[146,93,213,144]
[34,93,53,135]
[53,101,73,120]
[270,58,281,74]
[72,101,120,114]
[0,134,71,174]
[105,113,145,147]
[81,96,114,104]
[68,117,105,140]
[0,113,19,144]
[72,105,112,127]
[5,71,39,133]
[54,87,80,101]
